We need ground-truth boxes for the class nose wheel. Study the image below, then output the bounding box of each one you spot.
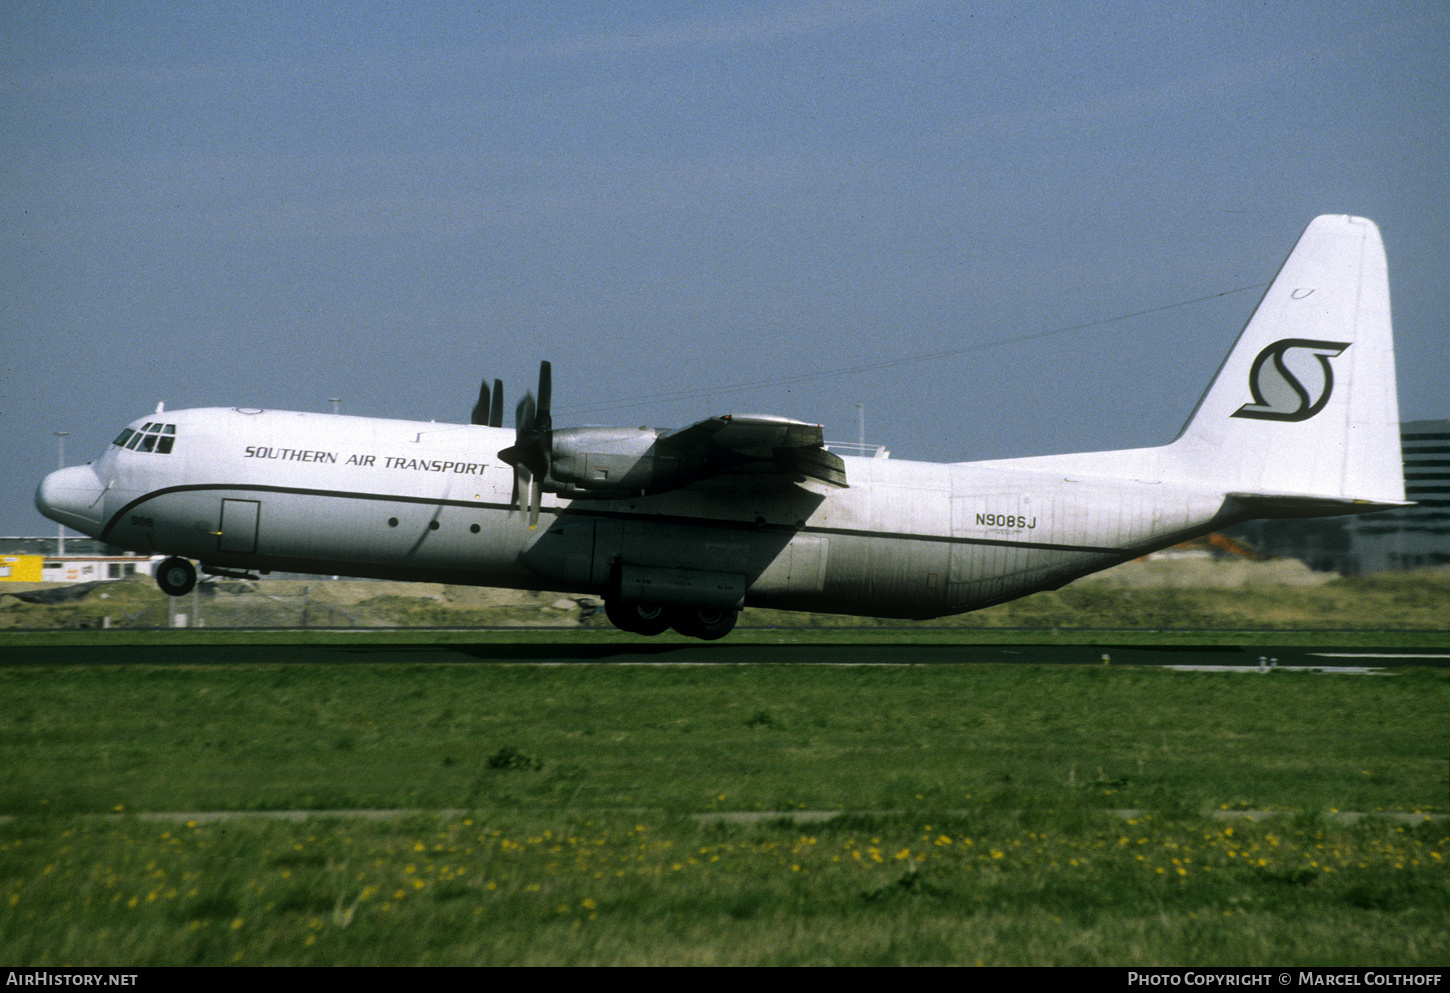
[155,557,197,597]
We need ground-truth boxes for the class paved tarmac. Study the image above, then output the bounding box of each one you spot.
[7,640,1450,668]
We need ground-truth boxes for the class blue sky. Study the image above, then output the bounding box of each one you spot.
[4,1,1447,534]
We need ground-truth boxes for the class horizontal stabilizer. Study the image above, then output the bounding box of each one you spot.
[1225,492,1413,519]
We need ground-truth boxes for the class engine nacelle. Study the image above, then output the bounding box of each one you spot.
[547,426,695,498]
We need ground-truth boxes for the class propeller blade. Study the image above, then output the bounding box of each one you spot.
[511,393,538,463]
[471,379,492,427]
[528,477,542,529]
[536,361,552,435]
[497,363,556,525]
[501,391,540,517]
[517,391,536,432]
[515,464,531,515]
[489,378,504,428]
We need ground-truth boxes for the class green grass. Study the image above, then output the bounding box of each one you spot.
[3,809,1445,965]
[1,663,1446,817]
[1,659,1446,964]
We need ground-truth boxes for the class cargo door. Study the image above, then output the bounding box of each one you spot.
[218,499,261,554]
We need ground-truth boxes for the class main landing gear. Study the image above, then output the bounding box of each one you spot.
[604,600,738,641]
[154,556,197,597]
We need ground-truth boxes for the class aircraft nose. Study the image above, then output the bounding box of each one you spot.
[36,464,108,534]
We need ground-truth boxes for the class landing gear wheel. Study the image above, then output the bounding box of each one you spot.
[155,557,197,597]
[604,599,671,636]
[670,606,738,641]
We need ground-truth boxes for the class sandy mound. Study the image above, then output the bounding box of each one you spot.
[1077,556,1333,589]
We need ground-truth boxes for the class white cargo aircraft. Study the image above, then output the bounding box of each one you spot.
[36,215,1407,639]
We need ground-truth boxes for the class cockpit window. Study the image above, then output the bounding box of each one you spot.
[117,423,177,454]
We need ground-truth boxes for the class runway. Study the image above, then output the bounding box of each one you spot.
[9,639,1450,668]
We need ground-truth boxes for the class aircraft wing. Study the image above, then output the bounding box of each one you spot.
[657,414,848,488]
[497,363,848,509]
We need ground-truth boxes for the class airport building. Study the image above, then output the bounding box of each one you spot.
[1354,418,1450,571]
[0,536,157,585]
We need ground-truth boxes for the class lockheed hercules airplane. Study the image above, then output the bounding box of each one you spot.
[37,215,1406,639]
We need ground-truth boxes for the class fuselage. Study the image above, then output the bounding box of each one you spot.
[39,405,1244,619]
[33,217,1407,634]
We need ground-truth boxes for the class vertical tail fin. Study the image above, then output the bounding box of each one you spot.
[1168,215,1405,508]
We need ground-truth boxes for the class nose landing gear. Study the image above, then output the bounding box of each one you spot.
[155,556,197,597]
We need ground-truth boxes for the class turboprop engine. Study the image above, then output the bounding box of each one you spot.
[547,425,695,497]
[492,362,705,524]
[484,361,844,526]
